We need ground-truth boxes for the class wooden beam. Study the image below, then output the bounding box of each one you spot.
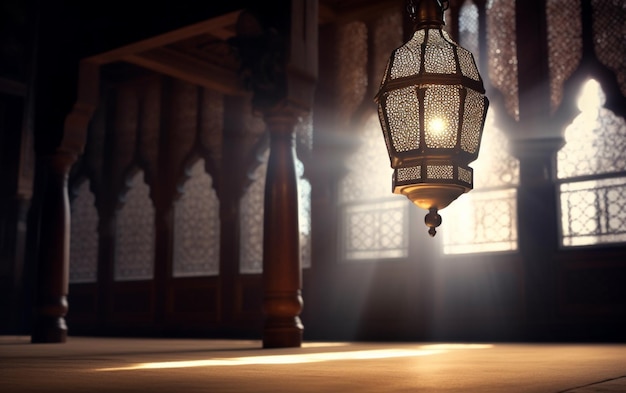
[86,11,241,65]
[123,48,246,96]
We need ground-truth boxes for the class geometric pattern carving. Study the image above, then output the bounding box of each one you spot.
[547,0,582,112]
[114,170,155,281]
[591,0,626,96]
[558,79,626,246]
[486,0,519,120]
[173,159,220,277]
[442,109,520,254]
[239,150,312,273]
[342,199,409,260]
[560,178,626,246]
[69,180,99,283]
[339,114,409,260]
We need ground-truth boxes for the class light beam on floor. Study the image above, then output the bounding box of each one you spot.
[96,348,447,371]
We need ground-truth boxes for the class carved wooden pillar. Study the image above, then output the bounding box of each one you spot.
[232,0,317,348]
[262,107,303,347]
[31,152,76,343]
[31,61,99,343]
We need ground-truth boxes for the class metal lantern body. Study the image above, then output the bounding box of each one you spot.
[375,1,489,236]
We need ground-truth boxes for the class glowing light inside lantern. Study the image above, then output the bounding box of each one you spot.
[428,117,447,136]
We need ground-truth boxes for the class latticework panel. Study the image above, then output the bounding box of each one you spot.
[342,199,409,260]
[69,181,99,283]
[442,109,519,254]
[557,80,626,179]
[239,151,312,274]
[558,79,626,247]
[591,0,626,97]
[114,170,155,281]
[173,159,220,277]
[487,0,519,120]
[546,0,582,113]
[560,177,626,246]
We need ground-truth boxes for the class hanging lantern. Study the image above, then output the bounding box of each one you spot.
[375,0,489,237]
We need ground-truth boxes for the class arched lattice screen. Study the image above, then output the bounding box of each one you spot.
[114,170,155,281]
[557,79,626,246]
[69,180,99,283]
[173,158,220,277]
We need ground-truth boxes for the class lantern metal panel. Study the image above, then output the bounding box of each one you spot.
[458,166,472,185]
[423,30,457,74]
[389,30,425,79]
[397,165,422,182]
[457,47,481,81]
[377,103,394,164]
[384,86,421,153]
[461,88,488,155]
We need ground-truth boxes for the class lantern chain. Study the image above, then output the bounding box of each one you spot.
[406,0,450,18]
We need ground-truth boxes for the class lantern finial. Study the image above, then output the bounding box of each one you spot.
[425,207,442,237]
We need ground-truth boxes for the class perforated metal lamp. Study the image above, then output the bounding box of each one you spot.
[375,0,489,236]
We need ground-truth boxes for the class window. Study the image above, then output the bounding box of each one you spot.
[114,170,155,281]
[338,114,410,261]
[173,158,220,277]
[441,109,520,254]
[557,79,626,247]
[239,149,312,274]
[69,180,99,283]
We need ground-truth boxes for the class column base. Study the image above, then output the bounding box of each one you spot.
[31,317,68,343]
[263,318,303,348]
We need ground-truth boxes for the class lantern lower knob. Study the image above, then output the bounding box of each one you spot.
[424,207,442,237]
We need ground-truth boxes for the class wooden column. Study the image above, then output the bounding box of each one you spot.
[232,0,317,348]
[262,108,303,348]
[31,61,99,343]
[31,152,76,343]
